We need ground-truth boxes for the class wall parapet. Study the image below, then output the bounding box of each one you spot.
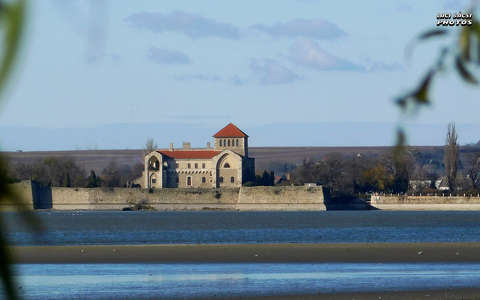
[371,194,480,210]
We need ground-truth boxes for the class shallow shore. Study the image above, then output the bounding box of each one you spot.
[10,242,480,263]
[197,288,480,300]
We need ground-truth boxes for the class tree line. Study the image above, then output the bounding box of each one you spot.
[6,157,144,188]
[285,123,480,199]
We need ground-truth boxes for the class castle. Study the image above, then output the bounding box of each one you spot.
[144,123,255,189]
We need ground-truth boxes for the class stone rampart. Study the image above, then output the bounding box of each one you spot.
[51,187,240,210]
[371,194,480,210]
[6,181,325,211]
[237,186,325,210]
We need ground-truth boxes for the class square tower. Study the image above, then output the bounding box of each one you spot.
[213,123,249,157]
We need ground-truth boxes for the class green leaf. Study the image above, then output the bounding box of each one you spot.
[471,20,480,65]
[0,0,26,102]
[405,29,449,60]
[395,97,407,109]
[455,55,478,85]
[395,128,406,148]
[413,69,435,104]
[417,28,449,40]
[459,26,471,61]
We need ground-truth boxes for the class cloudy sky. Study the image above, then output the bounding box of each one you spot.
[0,0,478,150]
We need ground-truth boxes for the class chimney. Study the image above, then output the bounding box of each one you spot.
[183,142,191,149]
[169,143,174,151]
[207,142,211,149]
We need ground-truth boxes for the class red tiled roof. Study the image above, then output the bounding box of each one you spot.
[213,123,248,138]
[157,150,221,159]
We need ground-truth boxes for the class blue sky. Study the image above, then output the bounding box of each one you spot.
[0,0,479,150]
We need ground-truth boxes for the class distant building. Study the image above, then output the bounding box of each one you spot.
[409,180,432,191]
[435,177,450,191]
[409,178,450,191]
[143,123,255,189]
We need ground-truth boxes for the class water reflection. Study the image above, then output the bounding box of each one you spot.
[12,263,480,299]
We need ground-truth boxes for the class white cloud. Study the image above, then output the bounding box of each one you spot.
[125,11,241,39]
[289,39,364,71]
[250,58,300,85]
[251,18,346,40]
[364,59,403,72]
[148,47,191,65]
[173,74,222,81]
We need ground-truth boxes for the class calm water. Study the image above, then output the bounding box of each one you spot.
[5,210,480,245]
[12,263,480,299]
[6,211,480,299]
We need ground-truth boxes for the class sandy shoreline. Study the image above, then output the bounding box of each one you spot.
[195,288,480,300]
[10,242,480,263]
[11,243,480,299]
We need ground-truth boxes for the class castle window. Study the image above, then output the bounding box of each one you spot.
[202,163,206,168]
[219,177,224,183]
[224,163,230,168]
[236,139,239,147]
[228,139,231,147]
[202,177,206,183]
[148,157,160,171]
[223,139,226,146]
[230,177,235,183]
[187,176,192,186]
[152,178,156,183]
[219,140,223,147]
[187,163,191,169]
[175,163,179,168]
[195,163,198,169]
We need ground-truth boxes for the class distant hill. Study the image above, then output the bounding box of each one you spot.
[2,146,443,175]
[2,122,480,152]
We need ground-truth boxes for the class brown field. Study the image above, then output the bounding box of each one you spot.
[2,146,443,174]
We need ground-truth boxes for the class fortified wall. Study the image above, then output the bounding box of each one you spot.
[2,181,325,211]
[370,194,480,210]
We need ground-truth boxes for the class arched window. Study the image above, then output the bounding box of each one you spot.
[219,140,223,147]
[235,139,239,147]
[230,176,235,183]
[227,139,231,147]
[219,177,224,183]
[224,163,230,168]
[148,157,160,171]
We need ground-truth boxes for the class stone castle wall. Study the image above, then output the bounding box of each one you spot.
[370,194,480,210]
[237,186,324,210]
[0,181,34,211]
[5,181,326,211]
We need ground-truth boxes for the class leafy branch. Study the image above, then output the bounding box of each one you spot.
[397,11,480,112]
[0,1,42,299]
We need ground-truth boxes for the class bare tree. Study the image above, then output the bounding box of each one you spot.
[466,152,480,190]
[144,138,157,154]
[444,123,459,192]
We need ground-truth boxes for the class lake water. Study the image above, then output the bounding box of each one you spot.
[6,210,480,299]
[13,263,480,299]
[4,210,480,245]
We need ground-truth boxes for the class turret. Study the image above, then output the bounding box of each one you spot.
[212,123,249,157]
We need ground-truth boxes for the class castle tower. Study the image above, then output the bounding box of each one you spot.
[213,123,249,157]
